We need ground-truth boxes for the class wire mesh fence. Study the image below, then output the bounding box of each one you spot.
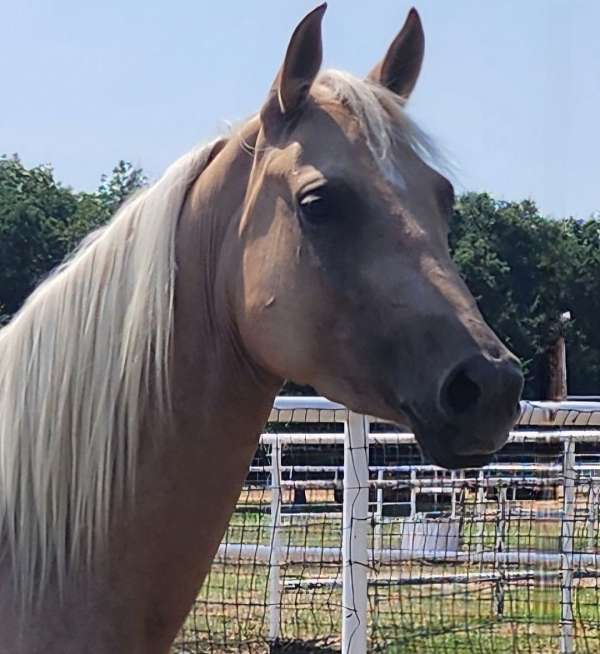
[173,400,600,654]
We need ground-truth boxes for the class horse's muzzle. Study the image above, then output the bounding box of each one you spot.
[413,355,523,469]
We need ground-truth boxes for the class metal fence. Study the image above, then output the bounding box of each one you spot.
[173,398,600,654]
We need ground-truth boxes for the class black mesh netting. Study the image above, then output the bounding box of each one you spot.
[173,401,600,654]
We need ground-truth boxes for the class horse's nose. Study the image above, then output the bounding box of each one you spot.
[440,354,523,424]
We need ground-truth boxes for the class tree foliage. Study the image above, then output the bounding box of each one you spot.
[0,156,145,317]
[97,160,147,215]
[0,157,598,397]
[450,193,600,396]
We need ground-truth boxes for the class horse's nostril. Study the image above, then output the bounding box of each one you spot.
[444,368,481,415]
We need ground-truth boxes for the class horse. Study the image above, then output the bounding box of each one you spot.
[0,5,523,653]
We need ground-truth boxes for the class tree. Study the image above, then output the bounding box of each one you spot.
[97,160,147,215]
[449,193,600,397]
[0,155,146,316]
[0,156,78,314]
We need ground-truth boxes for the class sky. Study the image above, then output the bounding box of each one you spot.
[1,1,598,219]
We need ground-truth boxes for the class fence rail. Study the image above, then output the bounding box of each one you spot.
[174,399,600,654]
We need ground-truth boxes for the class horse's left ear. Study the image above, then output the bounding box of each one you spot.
[271,3,327,115]
[367,8,424,100]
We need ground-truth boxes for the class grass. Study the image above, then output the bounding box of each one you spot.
[176,567,600,653]
[173,491,600,654]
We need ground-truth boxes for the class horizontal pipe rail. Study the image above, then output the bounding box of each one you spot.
[249,463,600,474]
[215,543,600,568]
[260,429,600,447]
[269,398,600,427]
[284,568,568,590]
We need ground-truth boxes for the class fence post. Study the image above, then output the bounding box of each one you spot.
[476,470,486,551]
[494,487,508,617]
[374,469,384,556]
[560,439,576,654]
[547,311,570,401]
[587,485,599,550]
[341,412,369,654]
[450,471,457,519]
[268,436,282,642]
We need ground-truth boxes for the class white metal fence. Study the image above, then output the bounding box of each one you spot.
[175,398,600,654]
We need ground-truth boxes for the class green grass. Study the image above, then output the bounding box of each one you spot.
[176,570,600,653]
[173,504,600,653]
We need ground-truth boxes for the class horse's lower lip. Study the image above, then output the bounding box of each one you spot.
[420,447,495,470]
[369,397,504,470]
[410,417,501,470]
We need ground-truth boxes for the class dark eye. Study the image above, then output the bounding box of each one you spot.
[298,191,330,224]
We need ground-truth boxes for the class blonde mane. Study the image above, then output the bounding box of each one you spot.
[0,139,222,604]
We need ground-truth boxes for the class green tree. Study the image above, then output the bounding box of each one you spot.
[0,156,78,314]
[97,160,147,215]
[450,193,600,397]
[0,155,146,316]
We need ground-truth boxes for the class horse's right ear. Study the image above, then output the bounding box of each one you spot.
[266,4,326,117]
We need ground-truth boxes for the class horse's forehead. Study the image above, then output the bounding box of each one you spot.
[272,100,377,178]
[288,93,441,197]
[300,99,367,151]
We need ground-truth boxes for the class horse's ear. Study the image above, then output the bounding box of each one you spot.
[271,4,327,115]
[367,8,424,100]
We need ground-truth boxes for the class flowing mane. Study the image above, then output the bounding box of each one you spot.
[0,139,223,604]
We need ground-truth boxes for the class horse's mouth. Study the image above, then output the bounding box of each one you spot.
[414,436,496,470]
[324,388,507,471]
[377,396,504,470]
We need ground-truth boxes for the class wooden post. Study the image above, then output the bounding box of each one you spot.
[546,312,570,401]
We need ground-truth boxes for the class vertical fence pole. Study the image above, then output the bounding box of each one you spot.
[268,437,282,642]
[450,471,457,519]
[561,439,576,654]
[476,470,485,551]
[341,412,369,654]
[495,487,508,617]
[374,469,384,556]
[410,469,417,518]
[588,486,599,550]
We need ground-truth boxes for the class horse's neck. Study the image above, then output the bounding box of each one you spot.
[172,117,278,408]
[121,123,281,650]
[167,118,280,462]
[0,125,282,654]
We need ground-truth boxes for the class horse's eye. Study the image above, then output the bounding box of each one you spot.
[298,192,330,224]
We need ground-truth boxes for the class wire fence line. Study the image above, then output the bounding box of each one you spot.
[173,399,600,654]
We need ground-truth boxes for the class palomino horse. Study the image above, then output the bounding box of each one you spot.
[0,5,523,653]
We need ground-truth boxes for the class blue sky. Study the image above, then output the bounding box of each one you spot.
[2,1,598,219]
